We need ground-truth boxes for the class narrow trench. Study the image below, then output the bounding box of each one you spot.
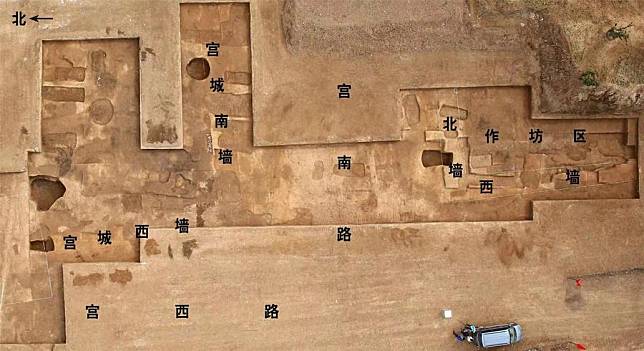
[30,237,55,252]
[422,150,453,167]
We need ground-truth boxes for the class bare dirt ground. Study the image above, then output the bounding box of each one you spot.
[60,204,644,350]
[475,0,644,115]
[0,0,642,350]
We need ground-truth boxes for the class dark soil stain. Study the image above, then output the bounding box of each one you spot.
[485,227,530,267]
[89,98,114,125]
[30,176,66,211]
[564,280,585,311]
[42,86,85,102]
[182,239,198,259]
[109,269,133,286]
[145,120,178,144]
[30,237,55,252]
[186,57,210,80]
[121,194,142,212]
[144,239,161,256]
[389,228,422,248]
[90,50,107,72]
[72,273,104,286]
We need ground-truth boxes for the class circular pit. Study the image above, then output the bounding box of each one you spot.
[186,57,210,80]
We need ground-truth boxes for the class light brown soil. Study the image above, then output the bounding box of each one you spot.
[0,1,642,350]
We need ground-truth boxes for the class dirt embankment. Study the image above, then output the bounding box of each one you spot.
[477,0,643,114]
[281,0,643,115]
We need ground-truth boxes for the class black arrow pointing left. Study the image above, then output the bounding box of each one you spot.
[30,15,53,23]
